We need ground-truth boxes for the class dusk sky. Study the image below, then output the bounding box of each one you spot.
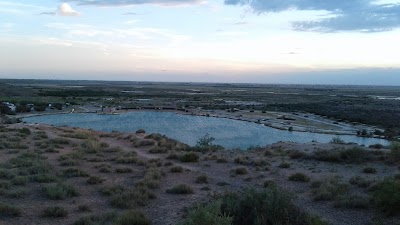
[1,0,400,85]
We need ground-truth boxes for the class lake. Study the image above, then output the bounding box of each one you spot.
[23,112,389,149]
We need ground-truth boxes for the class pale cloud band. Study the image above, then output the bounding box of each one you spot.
[224,0,400,32]
[66,0,205,6]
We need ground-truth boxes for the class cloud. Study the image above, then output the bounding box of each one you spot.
[67,0,205,7]
[39,3,80,17]
[57,3,80,16]
[224,0,400,32]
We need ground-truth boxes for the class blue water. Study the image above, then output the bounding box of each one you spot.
[23,112,389,149]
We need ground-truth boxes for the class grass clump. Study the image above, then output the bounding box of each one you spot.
[334,195,370,209]
[279,162,291,168]
[363,167,377,174]
[111,188,156,208]
[389,141,400,162]
[166,184,194,194]
[63,168,89,178]
[0,203,21,217]
[170,166,184,173]
[44,183,79,200]
[115,210,151,225]
[87,176,104,185]
[196,175,208,184]
[11,176,28,186]
[180,152,199,163]
[349,176,373,188]
[42,206,68,218]
[312,178,349,201]
[73,212,117,225]
[313,147,369,164]
[179,200,232,225]
[115,167,133,173]
[371,178,400,216]
[234,167,248,175]
[216,187,327,225]
[288,173,310,182]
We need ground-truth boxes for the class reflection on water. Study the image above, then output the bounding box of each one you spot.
[23,112,389,149]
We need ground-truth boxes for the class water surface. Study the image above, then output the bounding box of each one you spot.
[23,112,389,149]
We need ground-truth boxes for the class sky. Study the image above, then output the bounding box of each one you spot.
[0,0,400,85]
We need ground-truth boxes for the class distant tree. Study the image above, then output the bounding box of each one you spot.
[196,134,215,148]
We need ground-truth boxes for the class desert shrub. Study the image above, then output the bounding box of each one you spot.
[31,174,58,183]
[100,142,109,148]
[0,203,21,217]
[167,153,179,160]
[149,146,168,154]
[82,139,101,154]
[166,184,194,194]
[78,204,91,212]
[101,185,125,196]
[170,166,184,173]
[330,137,345,144]
[116,210,151,225]
[115,167,133,173]
[219,187,327,225]
[64,131,90,139]
[369,144,384,149]
[389,142,400,162]
[0,181,11,189]
[288,150,306,159]
[111,188,155,208]
[135,129,146,134]
[288,173,310,182]
[234,167,248,175]
[19,128,31,135]
[42,206,68,218]
[313,147,369,163]
[349,176,373,188]
[51,138,70,145]
[279,162,291,168]
[234,156,251,165]
[312,178,349,201]
[133,139,155,147]
[11,176,28,186]
[116,157,138,164]
[44,183,79,200]
[334,195,370,209]
[6,189,27,198]
[73,212,117,225]
[216,158,228,163]
[87,176,104,185]
[179,200,232,225]
[196,175,208,184]
[363,167,377,174]
[180,152,199,163]
[0,169,15,180]
[371,178,400,216]
[63,168,89,178]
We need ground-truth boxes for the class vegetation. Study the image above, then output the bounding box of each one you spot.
[288,173,310,182]
[42,206,68,218]
[371,178,400,216]
[166,184,194,194]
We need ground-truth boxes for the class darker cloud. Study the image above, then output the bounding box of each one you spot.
[224,0,400,32]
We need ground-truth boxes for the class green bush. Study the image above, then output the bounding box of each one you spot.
[11,176,28,186]
[166,184,194,194]
[42,206,68,218]
[279,162,291,168]
[180,153,199,163]
[0,203,21,217]
[372,178,400,216]
[288,173,310,182]
[63,168,89,178]
[44,183,79,200]
[234,167,248,175]
[312,178,349,201]
[389,142,400,162]
[179,200,232,225]
[219,187,327,225]
[116,210,151,225]
[170,166,184,173]
[196,175,208,184]
[363,167,377,174]
[87,176,104,185]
